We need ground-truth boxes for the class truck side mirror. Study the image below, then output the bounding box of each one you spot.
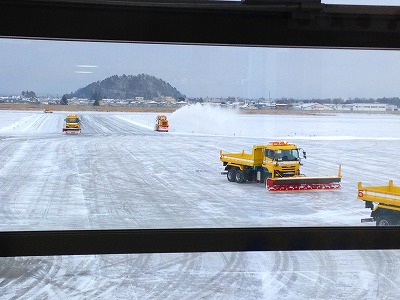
[303,151,307,159]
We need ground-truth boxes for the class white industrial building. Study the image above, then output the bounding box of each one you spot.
[352,103,388,112]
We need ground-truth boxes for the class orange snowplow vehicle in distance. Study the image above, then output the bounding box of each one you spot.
[155,114,169,132]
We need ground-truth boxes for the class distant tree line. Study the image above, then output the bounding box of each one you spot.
[21,91,36,98]
[91,91,101,106]
[60,95,68,105]
[58,91,101,106]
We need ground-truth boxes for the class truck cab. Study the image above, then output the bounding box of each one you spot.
[262,141,303,178]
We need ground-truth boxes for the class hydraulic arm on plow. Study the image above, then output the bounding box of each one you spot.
[220,141,342,191]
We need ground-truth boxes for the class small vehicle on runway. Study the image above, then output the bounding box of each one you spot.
[154,114,169,132]
[63,114,81,134]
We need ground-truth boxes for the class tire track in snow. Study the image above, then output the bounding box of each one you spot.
[81,114,155,136]
[263,252,300,297]
[81,254,153,298]
[0,140,50,225]
[190,252,260,299]
[308,251,338,299]
[144,253,204,299]
[0,257,62,299]
[360,250,400,299]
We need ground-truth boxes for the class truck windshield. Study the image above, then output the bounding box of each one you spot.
[66,118,79,123]
[276,149,299,161]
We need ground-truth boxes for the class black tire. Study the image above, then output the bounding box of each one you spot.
[376,216,396,226]
[235,170,245,183]
[261,171,272,183]
[227,169,236,182]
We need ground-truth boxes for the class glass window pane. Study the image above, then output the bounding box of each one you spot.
[1,38,400,231]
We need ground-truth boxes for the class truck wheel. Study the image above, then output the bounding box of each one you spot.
[227,169,236,182]
[235,170,245,183]
[376,216,396,226]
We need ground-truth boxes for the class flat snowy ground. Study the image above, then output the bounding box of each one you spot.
[1,105,400,299]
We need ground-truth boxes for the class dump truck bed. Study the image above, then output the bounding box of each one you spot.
[220,145,265,167]
[358,181,400,205]
[220,152,258,167]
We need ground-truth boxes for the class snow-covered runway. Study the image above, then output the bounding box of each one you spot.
[1,106,400,299]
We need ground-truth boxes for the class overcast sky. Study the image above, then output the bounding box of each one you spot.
[1,0,400,100]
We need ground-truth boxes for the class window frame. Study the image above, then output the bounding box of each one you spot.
[1,0,400,257]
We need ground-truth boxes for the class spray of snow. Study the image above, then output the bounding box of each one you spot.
[169,103,242,136]
[169,105,400,140]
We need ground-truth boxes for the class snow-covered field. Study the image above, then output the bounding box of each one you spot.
[1,105,400,299]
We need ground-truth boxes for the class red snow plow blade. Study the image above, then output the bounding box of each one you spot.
[63,128,81,134]
[266,176,341,191]
[266,165,342,191]
[157,126,169,132]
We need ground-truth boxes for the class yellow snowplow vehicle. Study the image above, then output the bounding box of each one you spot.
[220,141,342,191]
[62,114,81,134]
[358,180,400,226]
[155,114,169,132]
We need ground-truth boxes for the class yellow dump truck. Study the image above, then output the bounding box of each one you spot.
[220,141,342,191]
[358,180,400,226]
[154,114,169,132]
[62,114,81,134]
